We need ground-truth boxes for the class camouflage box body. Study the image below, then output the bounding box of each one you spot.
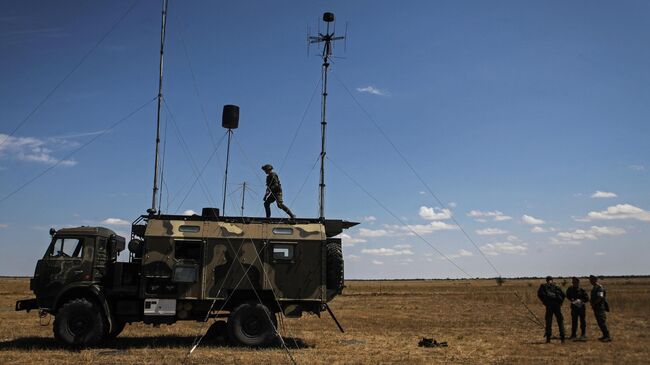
[137,216,341,312]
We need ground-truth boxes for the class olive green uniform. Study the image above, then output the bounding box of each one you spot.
[566,285,589,338]
[264,171,295,219]
[590,283,610,340]
[538,282,566,341]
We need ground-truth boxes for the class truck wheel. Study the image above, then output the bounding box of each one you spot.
[53,298,106,346]
[227,303,278,347]
[106,320,126,339]
[326,241,344,293]
[205,320,228,341]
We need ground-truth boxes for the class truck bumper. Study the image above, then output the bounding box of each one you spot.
[15,298,39,312]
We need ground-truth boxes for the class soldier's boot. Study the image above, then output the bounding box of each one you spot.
[545,336,551,343]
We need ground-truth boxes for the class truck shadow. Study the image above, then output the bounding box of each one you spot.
[0,335,311,351]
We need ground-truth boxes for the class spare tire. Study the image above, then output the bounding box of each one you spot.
[326,239,344,298]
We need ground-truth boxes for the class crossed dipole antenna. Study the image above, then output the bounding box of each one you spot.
[308,12,346,220]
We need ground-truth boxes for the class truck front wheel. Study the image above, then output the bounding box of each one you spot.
[227,302,278,347]
[53,298,105,346]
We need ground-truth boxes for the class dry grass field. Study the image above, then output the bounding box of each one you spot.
[1,277,649,364]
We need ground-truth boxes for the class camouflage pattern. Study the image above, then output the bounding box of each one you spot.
[19,213,356,332]
[263,171,295,218]
[30,227,119,311]
[142,218,326,302]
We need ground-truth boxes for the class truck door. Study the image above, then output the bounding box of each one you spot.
[32,237,90,304]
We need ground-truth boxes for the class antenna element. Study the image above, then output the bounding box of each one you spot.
[308,12,345,221]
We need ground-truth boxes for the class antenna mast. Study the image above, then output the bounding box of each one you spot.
[221,105,240,216]
[149,0,169,215]
[309,12,345,221]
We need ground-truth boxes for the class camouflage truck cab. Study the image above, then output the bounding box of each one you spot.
[17,210,357,347]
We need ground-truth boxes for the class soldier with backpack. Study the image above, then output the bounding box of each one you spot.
[538,276,566,343]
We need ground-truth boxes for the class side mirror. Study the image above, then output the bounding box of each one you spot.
[49,228,56,237]
[109,235,126,253]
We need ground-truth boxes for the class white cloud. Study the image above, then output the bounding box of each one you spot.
[552,225,626,245]
[522,215,545,225]
[475,228,508,236]
[358,228,390,237]
[371,260,384,265]
[338,233,367,247]
[356,86,388,96]
[628,165,645,171]
[446,249,474,259]
[419,191,426,195]
[387,221,458,235]
[0,224,8,229]
[419,206,452,220]
[346,254,360,262]
[480,242,528,256]
[591,191,618,199]
[585,204,650,222]
[183,209,198,216]
[467,210,512,222]
[594,252,606,256]
[507,235,520,242]
[393,244,412,249]
[397,258,415,264]
[448,202,457,208]
[362,216,377,223]
[531,226,548,233]
[0,133,77,167]
[361,247,414,256]
[101,218,130,226]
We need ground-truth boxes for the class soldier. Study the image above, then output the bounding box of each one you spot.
[261,164,296,220]
[589,275,611,342]
[566,277,589,340]
[537,276,566,343]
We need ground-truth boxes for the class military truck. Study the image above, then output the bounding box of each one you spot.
[16,210,356,346]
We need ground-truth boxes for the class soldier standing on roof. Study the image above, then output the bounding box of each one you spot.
[566,277,589,340]
[589,275,612,342]
[538,276,566,343]
[262,164,296,220]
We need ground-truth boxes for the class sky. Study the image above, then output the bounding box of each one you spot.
[0,0,648,278]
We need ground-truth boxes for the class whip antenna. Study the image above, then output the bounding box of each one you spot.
[308,12,345,220]
[149,0,169,215]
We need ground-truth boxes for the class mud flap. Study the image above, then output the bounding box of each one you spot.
[16,298,39,312]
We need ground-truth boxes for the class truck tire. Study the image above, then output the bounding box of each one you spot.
[227,302,278,347]
[105,320,126,339]
[205,320,227,341]
[326,240,344,293]
[53,298,106,346]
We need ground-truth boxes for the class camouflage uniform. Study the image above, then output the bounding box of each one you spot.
[590,281,611,341]
[566,283,589,338]
[538,279,566,342]
[263,170,295,219]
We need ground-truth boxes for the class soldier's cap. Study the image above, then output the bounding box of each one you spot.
[572,277,579,282]
[545,276,553,282]
[261,164,273,171]
[589,275,598,280]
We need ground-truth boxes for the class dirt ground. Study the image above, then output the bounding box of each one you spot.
[1,277,649,364]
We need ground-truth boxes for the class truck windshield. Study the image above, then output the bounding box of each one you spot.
[50,238,83,258]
